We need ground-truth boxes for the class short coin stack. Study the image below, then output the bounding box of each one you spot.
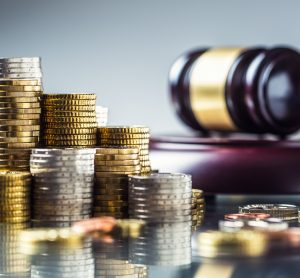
[41,94,97,147]
[98,126,151,174]
[0,171,31,223]
[0,57,43,85]
[0,79,42,170]
[192,189,205,231]
[94,147,141,219]
[30,148,95,227]
[0,223,30,277]
[128,173,193,266]
[96,106,108,127]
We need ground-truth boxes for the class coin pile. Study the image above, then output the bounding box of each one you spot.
[41,94,97,147]
[30,148,95,227]
[129,222,192,266]
[96,106,108,127]
[0,171,31,223]
[128,173,192,222]
[0,223,30,277]
[239,204,299,221]
[29,238,95,278]
[98,126,151,174]
[94,147,141,219]
[0,57,43,85]
[0,79,42,170]
[192,189,205,231]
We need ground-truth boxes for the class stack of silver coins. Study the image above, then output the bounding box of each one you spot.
[128,173,193,266]
[31,239,94,278]
[96,106,108,127]
[30,148,95,227]
[0,223,30,277]
[0,57,43,85]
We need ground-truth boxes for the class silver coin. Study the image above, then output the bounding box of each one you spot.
[129,192,192,199]
[31,148,96,155]
[32,215,90,222]
[1,72,43,78]
[33,188,92,194]
[0,57,41,63]
[32,172,94,178]
[34,176,94,183]
[129,214,192,222]
[33,193,93,199]
[31,168,94,175]
[129,198,191,206]
[129,188,192,195]
[0,62,41,68]
[0,67,42,73]
[129,203,192,211]
[30,154,95,161]
[129,173,191,182]
[33,199,92,206]
[129,180,192,187]
[30,160,94,167]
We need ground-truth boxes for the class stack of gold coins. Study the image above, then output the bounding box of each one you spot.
[0,171,31,223]
[30,148,95,227]
[97,126,151,174]
[94,147,141,219]
[192,189,205,231]
[0,57,43,85]
[41,94,97,147]
[0,79,42,170]
[0,223,30,277]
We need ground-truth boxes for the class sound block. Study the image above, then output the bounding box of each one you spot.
[150,135,300,194]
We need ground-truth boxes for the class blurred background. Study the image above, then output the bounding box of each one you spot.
[1,0,299,134]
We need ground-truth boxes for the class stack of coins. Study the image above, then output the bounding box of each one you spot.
[0,171,31,223]
[41,94,97,147]
[239,204,299,221]
[129,222,192,266]
[96,106,108,127]
[0,223,30,277]
[192,189,205,231]
[0,57,43,85]
[128,173,192,223]
[30,148,95,227]
[98,126,151,174]
[94,147,141,219]
[0,79,42,170]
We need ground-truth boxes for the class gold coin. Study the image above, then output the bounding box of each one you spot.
[0,216,30,223]
[95,171,140,177]
[95,147,139,155]
[43,134,96,140]
[43,128,96,135]
[0,130,40,137]
[0,171,31,180]
[42,105,95,111]
[0,108,41,114]
[42,117,96,123]
[0,102,40,109]
[43,111,96,117]
[95,154,139,161]
[0,137,38,143]
[99,133,150,139]
[94,195,128,201]
[0,125,40,132]
[99,126,150,134]
[99,139,149,145]
[0,91,41,97]
[43,122,97,128]
[0,85,42,92]
[6,142,37,148]
[43,139,96,146]
[94,200,128,207]
[42,99,96,106]
[43,93,96,100]
[93,206,128,213]
[0,96,39,103]
[0,119,40,125]
[95,165,141,172]
[0,209,30,216]
[95,160,140,166]
[0,113,40,120]
[94,188,128,195]
[0,79,39,86]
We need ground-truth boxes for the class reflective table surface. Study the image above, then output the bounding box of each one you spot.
[3,195,300,278]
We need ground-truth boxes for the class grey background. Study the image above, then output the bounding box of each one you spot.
[0,0,299,135]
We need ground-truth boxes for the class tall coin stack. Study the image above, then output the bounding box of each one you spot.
[128,173,193,266]
[30,148,95,227]
[0,79,42,170]
[94,147,141,219]
[0,57,43,85]
[96,106,108,127]
[0,171,31,223]
[0,223,30,277]
[98,126,151,174]
[192,189,205,231]
[41,94,97,147]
